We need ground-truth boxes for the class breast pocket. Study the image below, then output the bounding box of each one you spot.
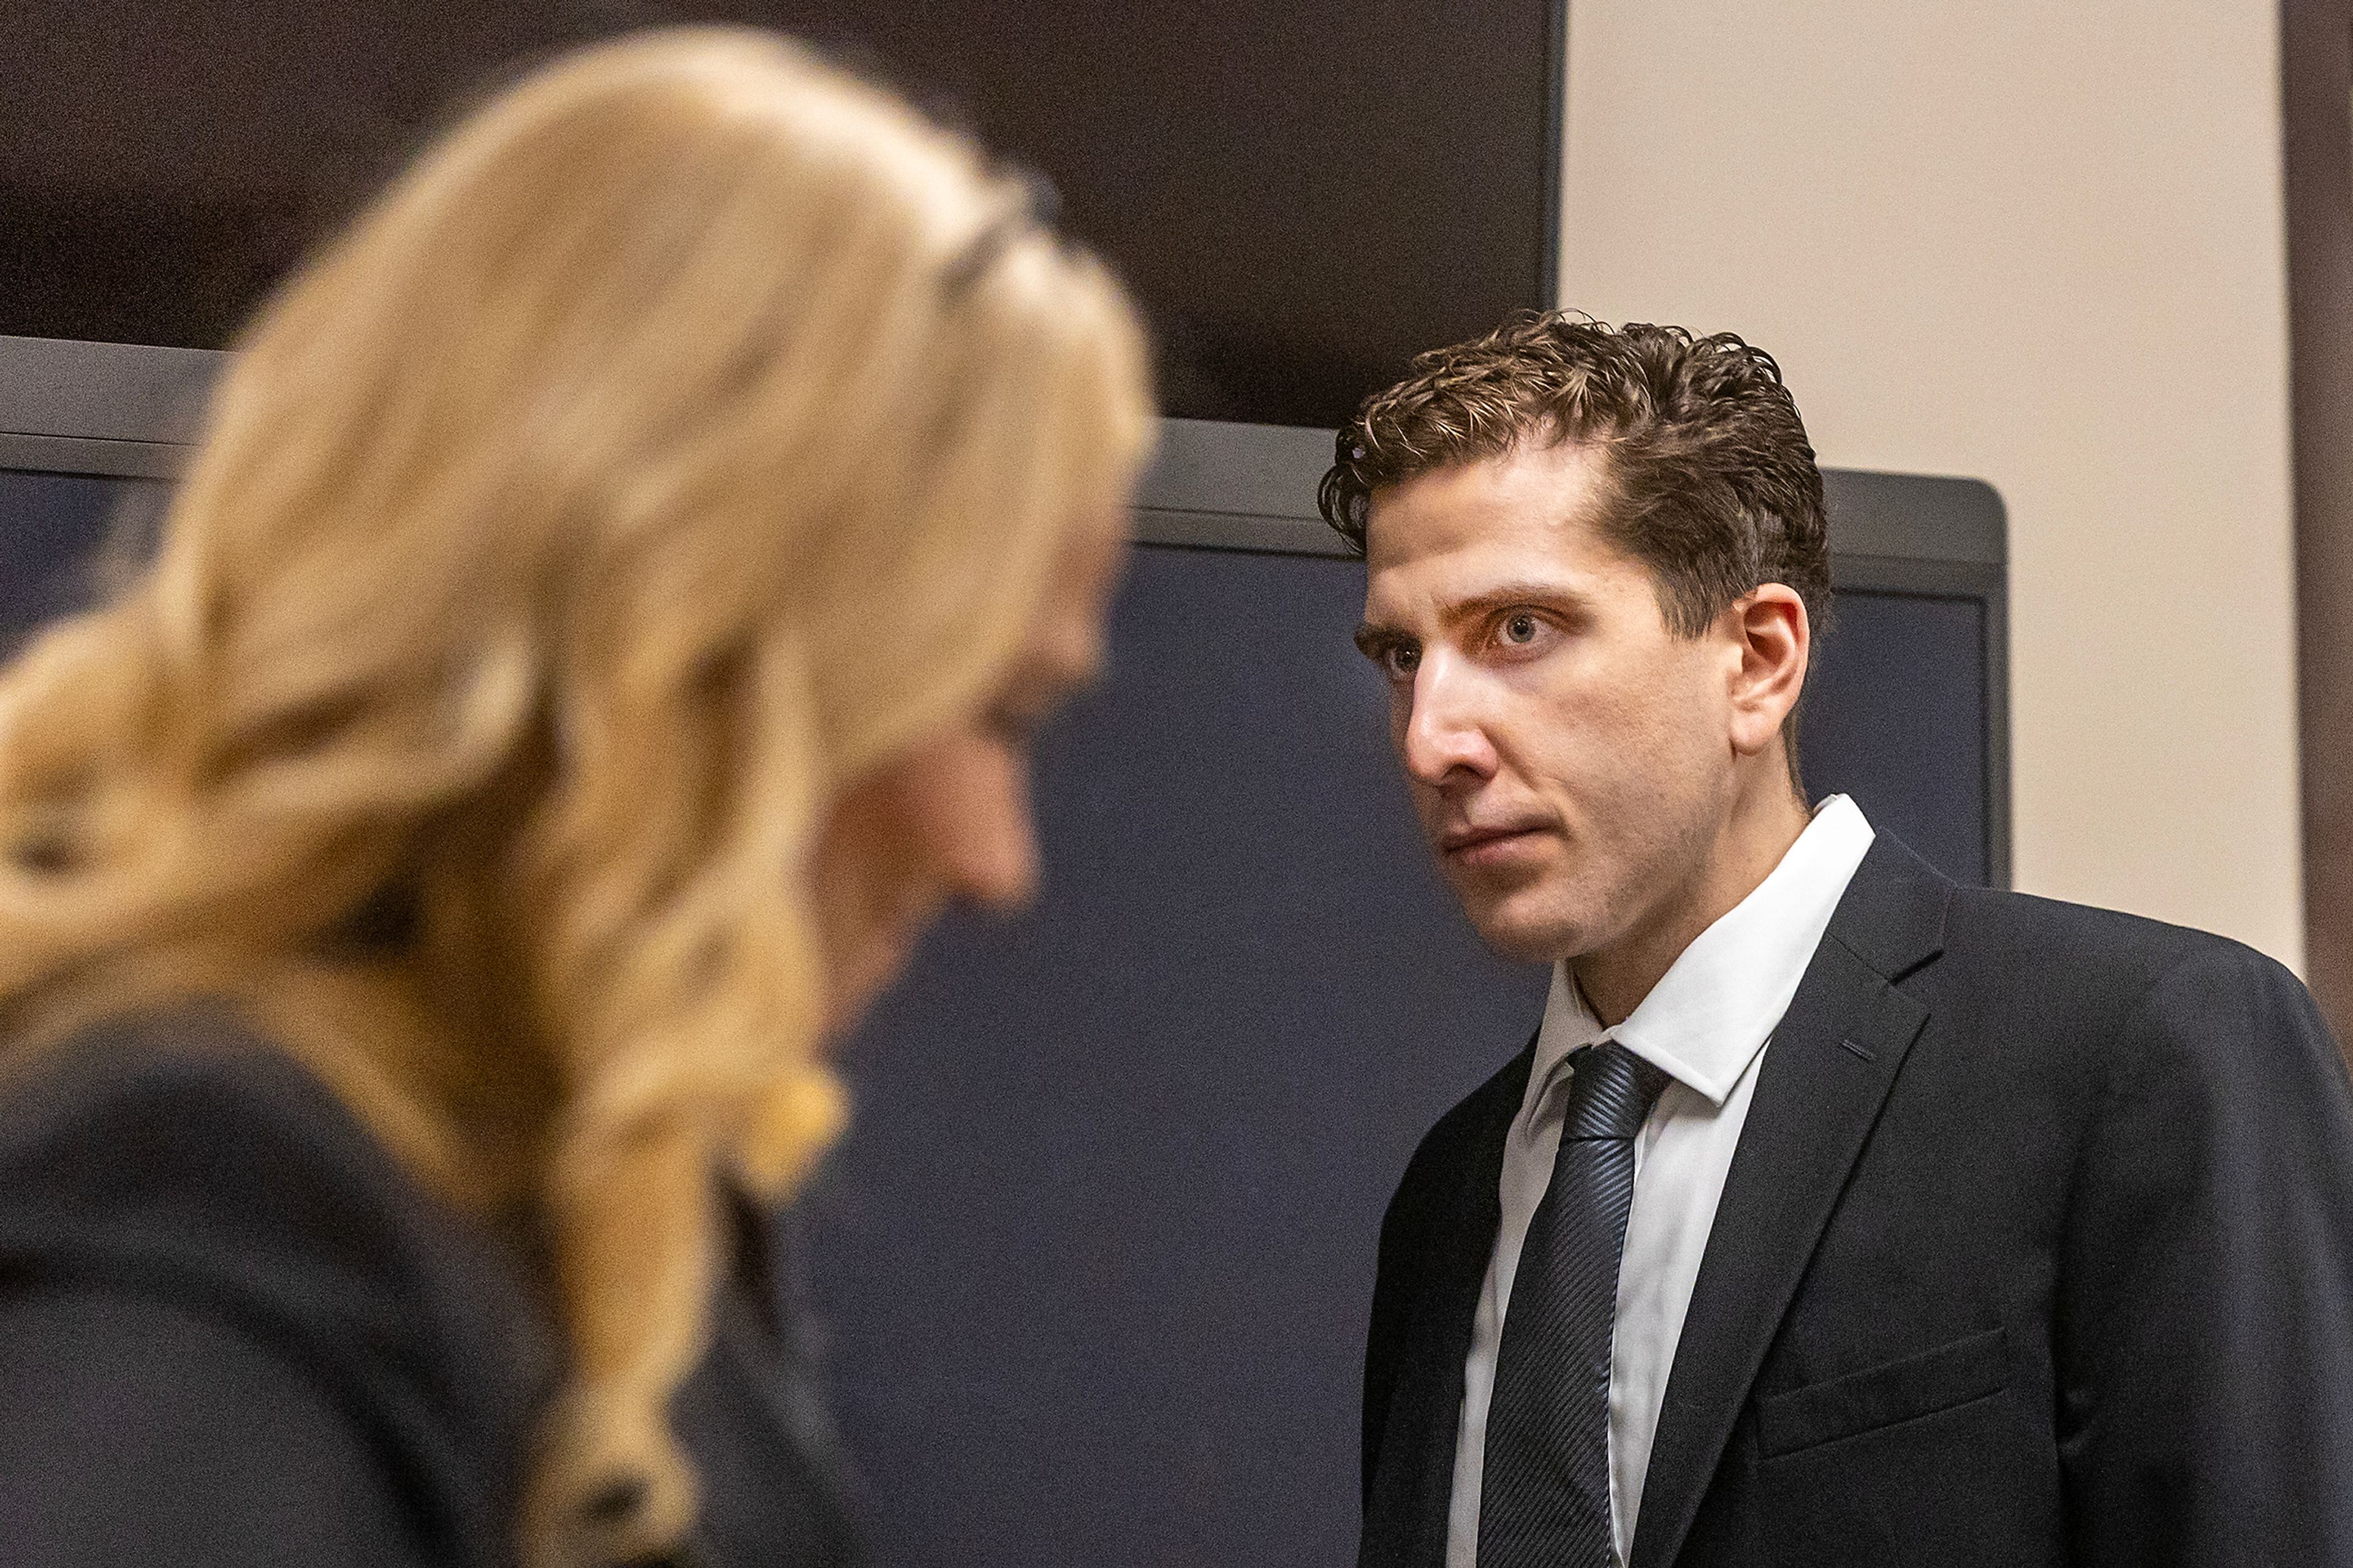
[1748,1326,2059,1568]
[1756,1326,2009,1458]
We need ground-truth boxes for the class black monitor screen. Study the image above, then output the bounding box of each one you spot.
[0,477,1998,1567]
[3,1,1556,427]
[0,470,164,646]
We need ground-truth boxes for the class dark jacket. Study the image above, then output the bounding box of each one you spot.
[1360,835,2353,1568]
[0,1007,860,1568]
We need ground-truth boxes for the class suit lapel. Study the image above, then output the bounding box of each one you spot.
[1361,1043,1532,1568]
[1628,837,1951,1568]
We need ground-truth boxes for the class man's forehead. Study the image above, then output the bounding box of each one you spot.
[1362,440,1613,568]
[1361,442,1623,612]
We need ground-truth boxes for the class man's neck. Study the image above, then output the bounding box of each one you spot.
[1572,781,1815,1028]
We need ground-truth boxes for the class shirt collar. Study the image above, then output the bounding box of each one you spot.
[1526,794,1878,1115]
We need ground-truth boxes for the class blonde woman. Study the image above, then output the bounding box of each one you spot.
[0,28,1150,1568]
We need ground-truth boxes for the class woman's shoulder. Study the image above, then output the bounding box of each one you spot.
[0,1005,558,1564]
[1,1004,412,1220]
[0,1006,537,1322]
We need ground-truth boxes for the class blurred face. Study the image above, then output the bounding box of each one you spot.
[1355,441,1751,966]
[810,518,1124,1038]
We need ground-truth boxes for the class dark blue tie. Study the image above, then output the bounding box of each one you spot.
[1477,1040,1672,1568]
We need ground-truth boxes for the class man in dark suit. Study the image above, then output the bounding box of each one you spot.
[1322,312,2353,1568]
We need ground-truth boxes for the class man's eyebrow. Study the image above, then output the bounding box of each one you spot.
[1439,580,1591,622]
[1353,619,1409,659]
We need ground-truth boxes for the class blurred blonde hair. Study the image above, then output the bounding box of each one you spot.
[0,27,1150,1567]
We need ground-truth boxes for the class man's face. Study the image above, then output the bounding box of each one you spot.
[1355,441,1746,964]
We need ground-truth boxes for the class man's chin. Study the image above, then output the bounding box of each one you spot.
[1460,899,1596,966]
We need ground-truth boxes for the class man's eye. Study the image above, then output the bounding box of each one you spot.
[1383,644,1420,678]
[1500,612,1540,645]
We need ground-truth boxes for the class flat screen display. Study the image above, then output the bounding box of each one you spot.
[0,474,1996,1566]
[1,0,1556,427]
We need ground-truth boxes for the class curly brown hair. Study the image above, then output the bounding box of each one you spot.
[1318,312,1830,641]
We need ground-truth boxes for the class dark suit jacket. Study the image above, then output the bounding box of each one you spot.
[1360,835,2353,1568]
[0,1007,862,1568]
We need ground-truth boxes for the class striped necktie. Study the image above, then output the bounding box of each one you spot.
[1477,1039,1672,1568]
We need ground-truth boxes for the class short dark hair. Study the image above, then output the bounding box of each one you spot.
[1318,312,1830,642]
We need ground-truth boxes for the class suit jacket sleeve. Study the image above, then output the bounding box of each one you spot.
[1360,1058,1523,1513]
[1363,1163,1426,1507]
[2056,940,2353,1567]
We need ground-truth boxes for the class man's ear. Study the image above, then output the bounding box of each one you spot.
[1725,584,1809,759]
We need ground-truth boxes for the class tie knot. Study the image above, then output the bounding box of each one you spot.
[1561,1040,1670,1142]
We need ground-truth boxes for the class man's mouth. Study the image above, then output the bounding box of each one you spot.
[1439,823,1548,865]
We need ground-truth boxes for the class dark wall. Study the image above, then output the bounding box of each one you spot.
[2,0,1556,426]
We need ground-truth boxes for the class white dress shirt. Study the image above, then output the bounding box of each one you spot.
[1444,795,1877,1568]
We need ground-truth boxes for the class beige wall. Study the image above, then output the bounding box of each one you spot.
[1556,2,2304,968]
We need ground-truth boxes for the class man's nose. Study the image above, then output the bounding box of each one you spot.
[1400,654,1498,786]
